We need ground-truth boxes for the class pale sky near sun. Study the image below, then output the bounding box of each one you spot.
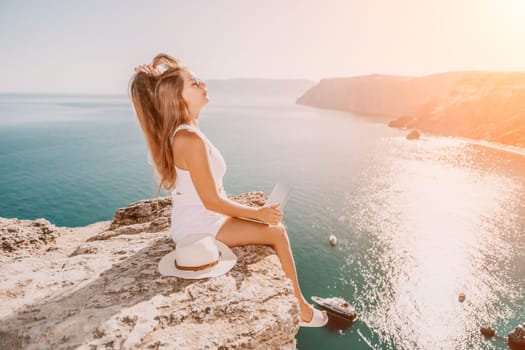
[0,0,524,94]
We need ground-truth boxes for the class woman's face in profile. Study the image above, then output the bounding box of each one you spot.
[181,70,208,110]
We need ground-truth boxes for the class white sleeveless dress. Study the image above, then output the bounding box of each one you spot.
[170,124,229,243]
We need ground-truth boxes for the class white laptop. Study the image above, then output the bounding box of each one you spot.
[236,182,292,224]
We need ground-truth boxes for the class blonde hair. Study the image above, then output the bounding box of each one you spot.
[129,53,191,197]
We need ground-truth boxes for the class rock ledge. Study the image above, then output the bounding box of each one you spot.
[0,192,299,350]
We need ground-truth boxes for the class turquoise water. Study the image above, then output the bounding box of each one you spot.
[1,91,524,349]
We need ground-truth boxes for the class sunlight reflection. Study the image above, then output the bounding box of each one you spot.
[342,136,522,349]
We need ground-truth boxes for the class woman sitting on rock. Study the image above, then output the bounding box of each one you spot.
[129,53,328,327]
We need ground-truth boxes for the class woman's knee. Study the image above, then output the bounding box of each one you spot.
[268,223,289,247]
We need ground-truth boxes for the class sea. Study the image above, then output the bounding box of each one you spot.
[0,87,524,350]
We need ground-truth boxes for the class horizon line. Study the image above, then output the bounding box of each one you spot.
[3,69,525,95]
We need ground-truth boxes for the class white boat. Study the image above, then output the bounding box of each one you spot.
[311,296,357,321]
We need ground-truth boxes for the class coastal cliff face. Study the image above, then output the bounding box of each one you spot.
[297,72,525,148]
[296,73,461,120]
[0,192,300,350]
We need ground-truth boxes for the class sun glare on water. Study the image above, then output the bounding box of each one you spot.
[340,137,524,348]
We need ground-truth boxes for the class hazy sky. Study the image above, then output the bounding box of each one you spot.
[1,0,524,93]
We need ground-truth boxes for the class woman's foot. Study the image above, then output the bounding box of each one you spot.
[300,303,327,323]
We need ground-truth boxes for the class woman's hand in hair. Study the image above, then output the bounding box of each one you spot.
[134,64,161,77]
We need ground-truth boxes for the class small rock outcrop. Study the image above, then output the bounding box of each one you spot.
[509,323,525,349]
[0,192,300,350]
[406,130,420,140]
[388,115,417,129]
[1,218,61,254]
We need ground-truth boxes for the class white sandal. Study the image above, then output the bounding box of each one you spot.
[299,307,328,327]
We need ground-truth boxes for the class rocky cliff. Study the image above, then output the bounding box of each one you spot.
[297,71,525,148]
[0,192,300,350]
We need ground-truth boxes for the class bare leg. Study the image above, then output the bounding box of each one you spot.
[216,217,327,323]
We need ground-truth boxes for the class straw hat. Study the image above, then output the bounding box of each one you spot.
[158,233,237,279]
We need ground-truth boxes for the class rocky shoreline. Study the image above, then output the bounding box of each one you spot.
[0,191,299,350]
[297,71,525,149]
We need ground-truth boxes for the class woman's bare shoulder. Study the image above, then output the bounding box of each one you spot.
[172,130,207,164]
[173,129,204,149]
